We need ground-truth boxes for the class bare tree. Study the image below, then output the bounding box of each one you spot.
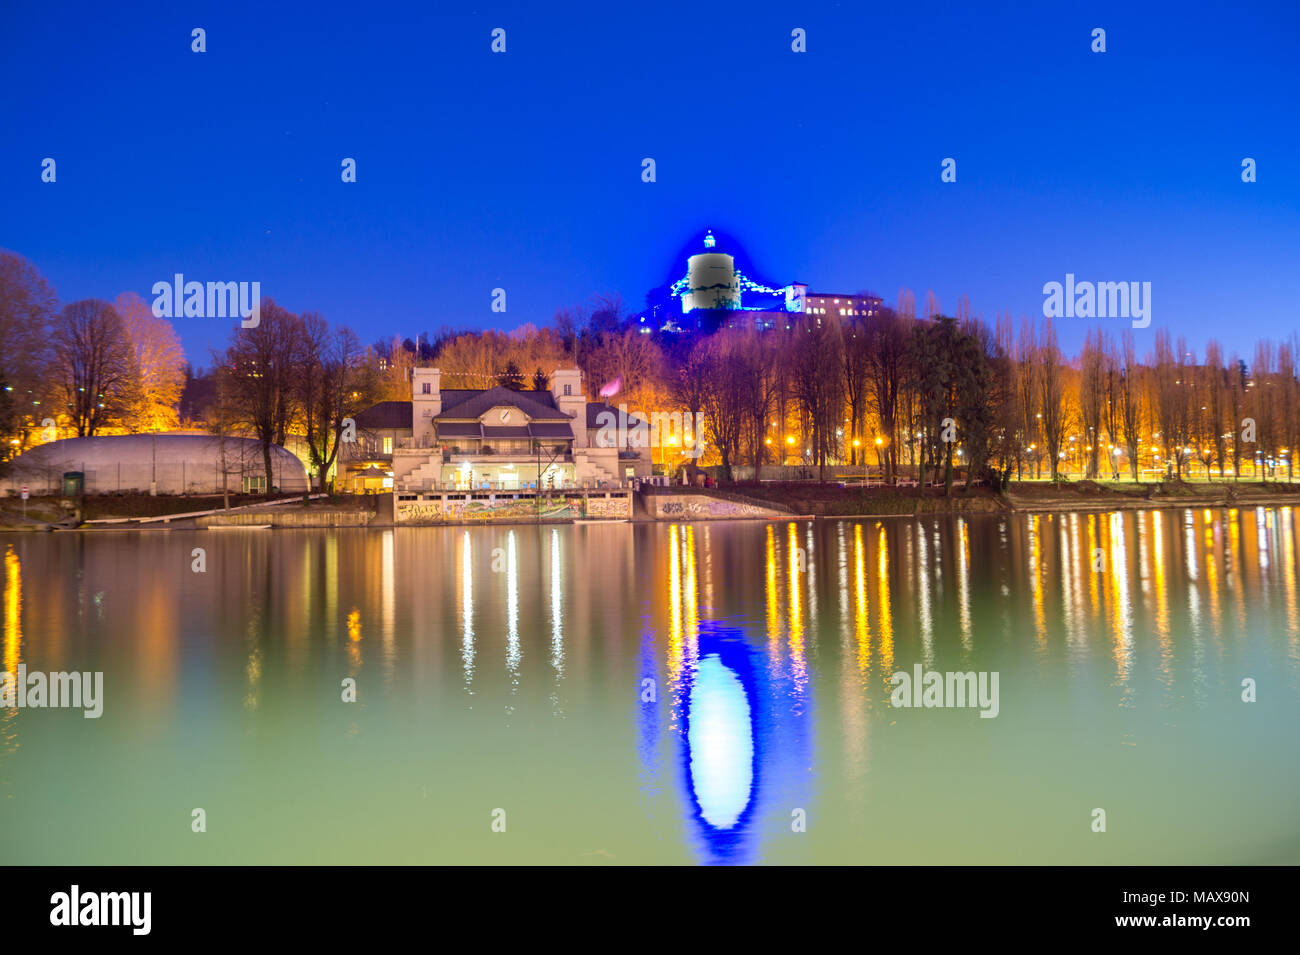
[725,328,779,479]
[698,338,746,481]
[1015,318,1040,478]
[865,307,910,482]
[0,251,58,446]
[1203,340,1228,478]
[1280,338,1299,480]
[1249,340,1280,480]
[299,313,364,491]
[840,314,871,465]
[1037,320,1066,480]
[51,299,138,436]
[1079,327,1107,478]
[221,299,304,490]
[790,317,844,481]
[1228,351,1247,480]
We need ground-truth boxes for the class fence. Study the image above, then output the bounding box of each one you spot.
[3,456,296,496]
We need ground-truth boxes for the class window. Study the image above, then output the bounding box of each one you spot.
[422,382,431,394]
[564,384,572,396]
[382,436,394,454]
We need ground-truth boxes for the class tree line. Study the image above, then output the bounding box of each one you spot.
[4,247,1296,491]
[0,251,185,457]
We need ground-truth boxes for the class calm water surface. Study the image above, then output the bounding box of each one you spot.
[2,509,1298,864]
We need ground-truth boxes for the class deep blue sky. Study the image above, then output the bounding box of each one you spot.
[3,0,1297,368]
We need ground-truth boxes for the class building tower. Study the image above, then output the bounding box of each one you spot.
[550,368,587,448]
[682,230,741,312]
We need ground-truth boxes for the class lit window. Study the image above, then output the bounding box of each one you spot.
[382,436,393,454]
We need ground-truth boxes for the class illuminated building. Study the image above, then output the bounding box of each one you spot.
[342,368,652,492]
[640,230,881,334]
[803,292,881,321]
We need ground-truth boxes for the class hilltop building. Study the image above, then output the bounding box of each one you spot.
[638,230,882,334]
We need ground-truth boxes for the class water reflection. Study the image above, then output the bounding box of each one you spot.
[505,530,520,697]
[550,529,564,687]
[681,628,759,863]
[1108,512,1134,686]
[0,507,1297,864]
[647,523,816,865]
[2,545,22,762]
[461,530,474,692]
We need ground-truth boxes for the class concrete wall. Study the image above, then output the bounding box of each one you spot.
[645,493,787,520]
[394,489,631,524]
[197,510,375,527]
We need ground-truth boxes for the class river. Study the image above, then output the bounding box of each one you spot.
[2,508,1297,864]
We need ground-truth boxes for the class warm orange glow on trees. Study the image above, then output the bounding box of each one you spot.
[115,292,185,432]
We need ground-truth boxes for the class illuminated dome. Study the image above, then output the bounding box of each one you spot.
[1,433,310,495]
[683,230,741,312]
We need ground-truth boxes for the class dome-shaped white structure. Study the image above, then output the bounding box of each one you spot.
[1,434,309,495]
[684,232,740,312]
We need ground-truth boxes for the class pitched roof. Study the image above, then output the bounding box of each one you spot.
[436,422,483,438]
[528,422,573,439]
[585,401,647,430]
[356,401,412,430]
[435,386,568,421]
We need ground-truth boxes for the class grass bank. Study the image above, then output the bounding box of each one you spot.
[1005,478,1300,512]
[0,492,377,529]
[716,481,1007,517]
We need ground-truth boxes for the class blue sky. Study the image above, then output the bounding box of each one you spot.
[2,0,1297,367]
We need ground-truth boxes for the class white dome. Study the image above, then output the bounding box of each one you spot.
[2,434,309,494]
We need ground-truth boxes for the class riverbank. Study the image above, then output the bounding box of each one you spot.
[1004,478,1300,512]
[0,492,375,531]
[687,478,1300,518]
[702,482,1008,517]
[4,480,1300,531]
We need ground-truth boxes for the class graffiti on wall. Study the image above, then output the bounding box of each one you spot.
[396,493,631,523]
[656,495,778,519]
[396,501,443,522]
[585,496,632,518]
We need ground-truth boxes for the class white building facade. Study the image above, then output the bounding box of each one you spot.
[383,367,651,492]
